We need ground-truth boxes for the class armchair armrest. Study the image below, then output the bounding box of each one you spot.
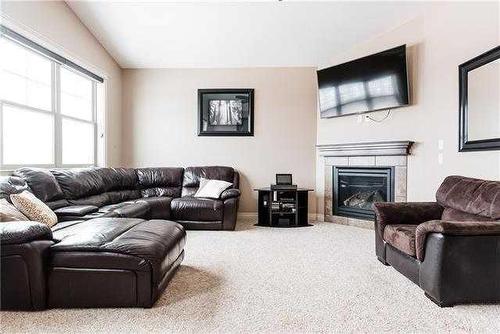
[220,188,241,201]
[373,202,443,238]
[0,221,52,245]
[415,220,500,261]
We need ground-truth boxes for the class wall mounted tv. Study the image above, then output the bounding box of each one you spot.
[317,45,409,118]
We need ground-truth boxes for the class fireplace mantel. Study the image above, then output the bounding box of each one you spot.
[317,140,414,157]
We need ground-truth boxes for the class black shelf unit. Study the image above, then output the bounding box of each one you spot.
[254,188,313,227]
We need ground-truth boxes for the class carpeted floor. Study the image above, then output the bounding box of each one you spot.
[2,218,499,333]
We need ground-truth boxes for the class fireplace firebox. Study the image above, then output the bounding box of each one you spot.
[333,167,394,220]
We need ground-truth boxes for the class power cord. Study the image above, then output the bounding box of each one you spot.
[365,109,392,123]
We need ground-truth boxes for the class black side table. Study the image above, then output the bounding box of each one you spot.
[254,187,313,227]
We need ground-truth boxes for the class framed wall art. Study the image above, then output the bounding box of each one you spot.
[198,89,254,136]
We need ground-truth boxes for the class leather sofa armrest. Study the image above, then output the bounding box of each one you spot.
[54,205,98,217]
[373,202,443,238]
[415,220,500,261]
[220,188,241,201]
[1,222,53,310]
[0,221,52,245]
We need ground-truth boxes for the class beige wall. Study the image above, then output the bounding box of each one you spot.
[316,1,500,215]
[122,68,317,213]
[1,1,123,166]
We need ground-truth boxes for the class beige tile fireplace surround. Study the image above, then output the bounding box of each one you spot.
[317,141,413,229]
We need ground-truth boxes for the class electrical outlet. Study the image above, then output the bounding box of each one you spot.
[438,139,444,150]
[438,153,444,165]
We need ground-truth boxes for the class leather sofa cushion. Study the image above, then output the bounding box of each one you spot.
[136,197,171,219]
[51,168,108,199]
[56,211,117,223]
[107,190,141,204]
[171,197,223,221]
[54,205,98,217]
[105,168,138,191]
[68,193,110,207]
[383,224,417,257]
[136,168,184,198]
[182,166,235,197]
[0,176,30,201]
[100,198,170,220]
[51,218,186,284]
[13,168,64,202]
[45,199,70,210]
[51,168,138,200]
[66,190,141,208]
[436,175,500,219]
[112,202,150,218]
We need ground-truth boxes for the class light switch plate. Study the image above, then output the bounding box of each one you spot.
[438,153,444,164]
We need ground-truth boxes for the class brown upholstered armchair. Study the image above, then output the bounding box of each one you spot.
[373,175,500,307]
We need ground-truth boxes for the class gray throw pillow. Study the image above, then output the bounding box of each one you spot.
[0,198,29,222]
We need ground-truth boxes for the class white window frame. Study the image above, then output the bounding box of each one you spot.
[0,33,100,170]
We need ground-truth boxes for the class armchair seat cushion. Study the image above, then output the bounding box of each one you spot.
[383,224,417,257]
[171,197,223,221]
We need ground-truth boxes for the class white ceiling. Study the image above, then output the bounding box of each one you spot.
[67,1,426,69]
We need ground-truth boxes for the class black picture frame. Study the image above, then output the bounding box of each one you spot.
[459,45,500,152]
[198,89,254,136]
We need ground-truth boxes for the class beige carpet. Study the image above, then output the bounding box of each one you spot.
[2,218,499,333]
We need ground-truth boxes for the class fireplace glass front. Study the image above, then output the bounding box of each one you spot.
[333,167,394,220]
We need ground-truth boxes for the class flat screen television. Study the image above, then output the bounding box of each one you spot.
[317,45,409,118]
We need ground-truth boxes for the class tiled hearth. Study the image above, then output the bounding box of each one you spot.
[317,141,413,229]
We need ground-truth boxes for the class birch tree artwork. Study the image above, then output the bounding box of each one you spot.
[209,100,243,125]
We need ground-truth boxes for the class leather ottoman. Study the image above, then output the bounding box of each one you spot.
[47,218,186,308]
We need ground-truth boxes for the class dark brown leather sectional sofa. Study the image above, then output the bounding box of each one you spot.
[9,165,240,230]
[374,175,500,307]
[0,166,240,310]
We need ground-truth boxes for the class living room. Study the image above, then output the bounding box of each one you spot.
[1,1,499,333]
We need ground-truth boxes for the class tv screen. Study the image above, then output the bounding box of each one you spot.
[317,45,409,118]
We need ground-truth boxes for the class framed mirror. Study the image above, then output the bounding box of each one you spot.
[459,46,500,151]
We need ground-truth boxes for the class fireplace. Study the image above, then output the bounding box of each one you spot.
[333,167,394,220]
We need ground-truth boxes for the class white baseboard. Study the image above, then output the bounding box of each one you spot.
[238,212,258,218]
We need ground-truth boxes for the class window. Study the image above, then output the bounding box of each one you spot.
[0,30,103,169]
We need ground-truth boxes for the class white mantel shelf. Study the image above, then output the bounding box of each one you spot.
[316,140,414,157]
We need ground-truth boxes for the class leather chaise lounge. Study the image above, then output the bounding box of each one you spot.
[374,175,500,307]
[0,166,240,310]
